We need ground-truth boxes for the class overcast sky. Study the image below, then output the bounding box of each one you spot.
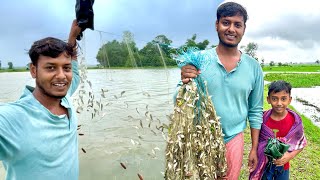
[0,0,319,67]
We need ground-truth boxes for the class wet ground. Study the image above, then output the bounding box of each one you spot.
[291,86,320,127]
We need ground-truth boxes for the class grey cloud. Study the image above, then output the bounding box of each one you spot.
[248,14,320,49]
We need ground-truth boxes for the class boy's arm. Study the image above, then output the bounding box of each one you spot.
[273,148,303,166]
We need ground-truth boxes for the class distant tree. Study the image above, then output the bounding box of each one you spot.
[122,31,140,67]
[269,61,275,67]
[152,34,173,57]
[184,34,210,50]
[242,42,258,60]
[8,62,13,69]
[0,60,1,69]
[96,40,128,67]
[211,44,217,48]
[260,57,265,68]
[316,59,320,64]
[278,62,283,66]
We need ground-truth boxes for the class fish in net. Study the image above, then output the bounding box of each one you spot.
[165,47,227,179]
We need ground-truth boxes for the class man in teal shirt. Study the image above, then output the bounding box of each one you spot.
[0,20,82,180]
[180,2,264,179]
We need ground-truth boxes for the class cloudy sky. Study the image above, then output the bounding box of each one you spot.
[0,0,319,67]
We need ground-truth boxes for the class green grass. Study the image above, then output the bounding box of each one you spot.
[263,65,320,72]
[0,68,28,73]
[240,84,320,179]
[265,73,320,88]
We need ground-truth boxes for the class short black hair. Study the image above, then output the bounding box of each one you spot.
[268,80,292,96]
[217,1,248,24]
[28,37,75,66]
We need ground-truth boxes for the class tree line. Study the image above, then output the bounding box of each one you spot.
[96,31,222,68]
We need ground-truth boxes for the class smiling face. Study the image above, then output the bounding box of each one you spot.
[267,90,292,116]
[216,15,246,48]
[30,52,72,99]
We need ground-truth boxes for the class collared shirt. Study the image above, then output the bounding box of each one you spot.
[0,60,80,180]
[176,48,264,143]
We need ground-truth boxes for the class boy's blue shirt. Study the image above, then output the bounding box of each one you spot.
[0,60,80,180]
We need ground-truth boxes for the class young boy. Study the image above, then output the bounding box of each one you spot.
[249,80,307,180]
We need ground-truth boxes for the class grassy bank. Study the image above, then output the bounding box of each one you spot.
[263,65,320,72]
[240,74,320,179]
[265,73,320,88]
[0,68,28,73]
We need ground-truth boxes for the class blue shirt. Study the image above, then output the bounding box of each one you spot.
[0,61,80,180]
[177,48,263,143]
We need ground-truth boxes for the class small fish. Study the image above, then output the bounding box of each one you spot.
[136,108,140,115]
[101,88,108,93]
[120,91,126,97]
[96,100,100,107]
[120,162,127,169]
[87,81,92,88]
[137,173,144,180]
[130,139,135,145]
[156,118,161,124]
[139,119,143,128]
[185,172,193,177]
[151,130,157,135]
[78,133,84,136]
[143,91,151,97]
[81,148,86,153]
[76,106,83,113]
[113,95,118,99]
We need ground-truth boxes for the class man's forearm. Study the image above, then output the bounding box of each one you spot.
[250,128,260,150]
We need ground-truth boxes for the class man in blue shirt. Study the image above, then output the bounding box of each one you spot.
[180,2,264,179]
[0,20,82,180]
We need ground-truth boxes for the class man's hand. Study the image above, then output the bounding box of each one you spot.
[181,65,201,84]
[248,148,258,172]
[68,19,82,47]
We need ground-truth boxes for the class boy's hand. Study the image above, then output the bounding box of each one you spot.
[273,152,292,166]
[181,65,201,84]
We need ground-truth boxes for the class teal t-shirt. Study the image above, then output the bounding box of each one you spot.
[176,48,264,143]
[0,61,80,180]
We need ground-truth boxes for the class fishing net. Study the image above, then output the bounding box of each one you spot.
[165,48,227,179]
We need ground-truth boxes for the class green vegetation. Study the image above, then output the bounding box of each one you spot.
[263,65,320,72]
[265,73,320,88]
[95,32,211,68]
[0,68,27,73]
